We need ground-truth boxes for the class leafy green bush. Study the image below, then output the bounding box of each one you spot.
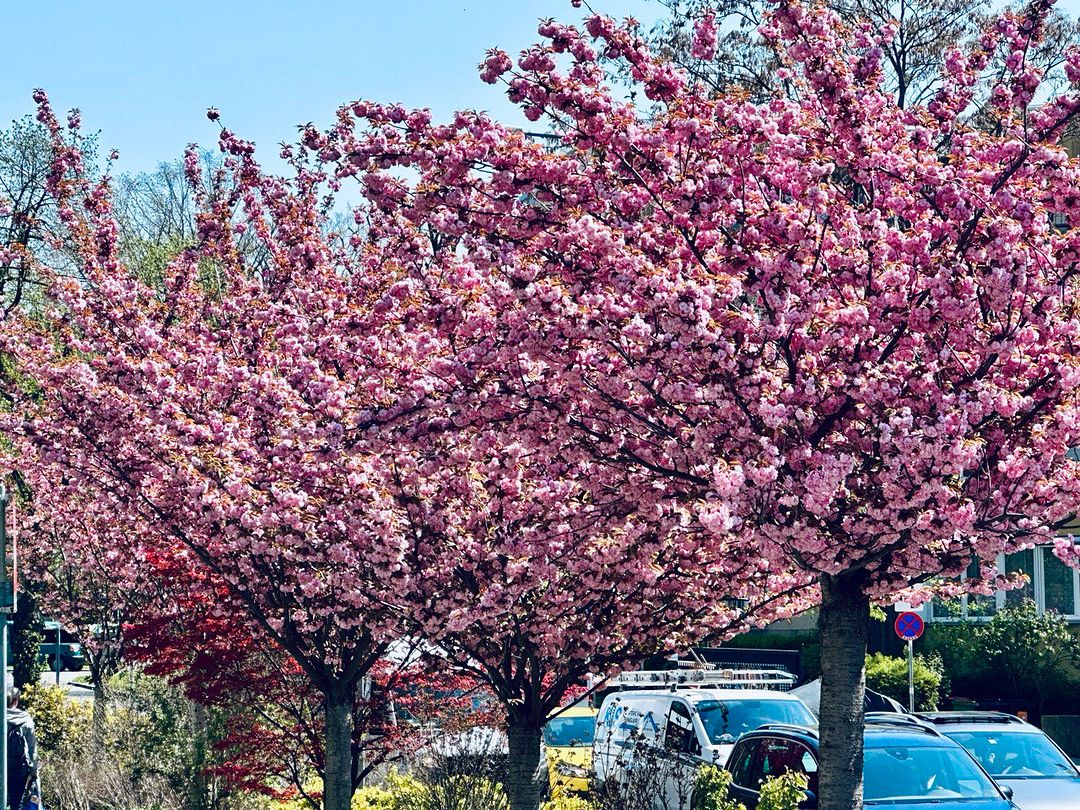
[758,771,807,810]
[10,590,45,689]
[925,602,1080,712]
[865,651,946,711]
[345,770,506,810]
[21,682,92,760]
[540,794,596,810]
[106,669,196,786]
[353,783,402,810]
[692,765,742,810]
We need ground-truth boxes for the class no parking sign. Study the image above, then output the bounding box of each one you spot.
[894,611,924,641]
[893,611,924,712]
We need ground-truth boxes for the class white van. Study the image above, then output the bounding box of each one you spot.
[592,677,815,810]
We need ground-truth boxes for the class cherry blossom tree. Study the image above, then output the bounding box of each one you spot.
[387,416,808,810]
[477,6,1080,809]
[0,87,803,810]
[289,3,1080,808]
[0,94,459,810]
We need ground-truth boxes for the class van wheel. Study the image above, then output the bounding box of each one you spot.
[66,659,84,672]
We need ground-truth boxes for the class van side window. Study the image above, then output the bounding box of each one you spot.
[728,740,760,788]
[664,701,697,755]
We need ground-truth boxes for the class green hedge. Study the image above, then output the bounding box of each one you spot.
[865,652,947,711]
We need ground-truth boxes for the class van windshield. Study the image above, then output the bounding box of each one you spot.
[697,699,815,743]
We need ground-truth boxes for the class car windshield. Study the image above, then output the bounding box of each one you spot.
[543,716,595,747]
[696,699,815,743]
[944,730,1078,778]
[863,745,1002,802]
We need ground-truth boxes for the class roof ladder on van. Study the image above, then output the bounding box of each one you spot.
[604,668,797,692]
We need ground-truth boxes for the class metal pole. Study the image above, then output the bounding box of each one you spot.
[55,623,61,686]
[907,638,915,713]
[1,483,8,810]
[2,615,7,810]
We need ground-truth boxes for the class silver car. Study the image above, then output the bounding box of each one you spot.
[918,712,1080,810]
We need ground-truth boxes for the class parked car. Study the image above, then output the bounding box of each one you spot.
[919,711,1080,810]
[543,702,596,797]
[593,685,815,809]
[727,714,1019,810]
[39,620,85,672]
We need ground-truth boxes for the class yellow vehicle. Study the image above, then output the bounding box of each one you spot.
[544,703,597,797]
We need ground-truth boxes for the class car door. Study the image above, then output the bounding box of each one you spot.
[661,699,702,809]
[728,735,815,810]
[727,737,765,810]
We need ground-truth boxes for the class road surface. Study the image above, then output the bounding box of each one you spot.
[38,667,93,700]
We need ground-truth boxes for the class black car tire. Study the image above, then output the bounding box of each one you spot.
[65,659,84,672]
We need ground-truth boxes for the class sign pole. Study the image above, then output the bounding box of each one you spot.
[894,610,924,713]
[907,637,915,712]
[55,623,61,686]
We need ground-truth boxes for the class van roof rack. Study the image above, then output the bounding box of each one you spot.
[602,668,797,692]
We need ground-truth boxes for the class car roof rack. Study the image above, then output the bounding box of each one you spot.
[864,712,942,736]
[916,712,1026,725]
[601,668,797,692]
[755,723,819,738]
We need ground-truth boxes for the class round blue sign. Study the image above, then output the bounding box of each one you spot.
[894,611,924,640]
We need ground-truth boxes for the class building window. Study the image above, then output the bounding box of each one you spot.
[929,546,1080,622]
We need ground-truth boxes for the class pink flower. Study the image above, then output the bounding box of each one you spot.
[691,11,718,61]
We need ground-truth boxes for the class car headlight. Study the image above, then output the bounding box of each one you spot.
[555,763,589,778]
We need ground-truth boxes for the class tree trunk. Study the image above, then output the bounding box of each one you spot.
[817,573,870,810]
[187,700,210,810]
[91,678,108,761]
[323,689,354,810]
[506,719,544,810]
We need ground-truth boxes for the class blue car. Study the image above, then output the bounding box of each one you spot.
[726,714,1018,809]
[919,712,1080,810]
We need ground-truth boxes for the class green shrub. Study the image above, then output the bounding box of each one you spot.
[353,783,401,810]
[348,770,506,810]
[10,590,45,689]
[540,795,596,810]
[105,669,195,785]
[758,771,808,810]
[21,682,92,760]
[865,651,946,711]
[925,602,1080,712]
[692,765,743,810]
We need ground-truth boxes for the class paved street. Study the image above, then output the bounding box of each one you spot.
[38,667,93,700]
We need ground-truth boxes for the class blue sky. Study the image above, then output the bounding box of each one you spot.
[3,1,659,175]
[7,1,1080,177]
